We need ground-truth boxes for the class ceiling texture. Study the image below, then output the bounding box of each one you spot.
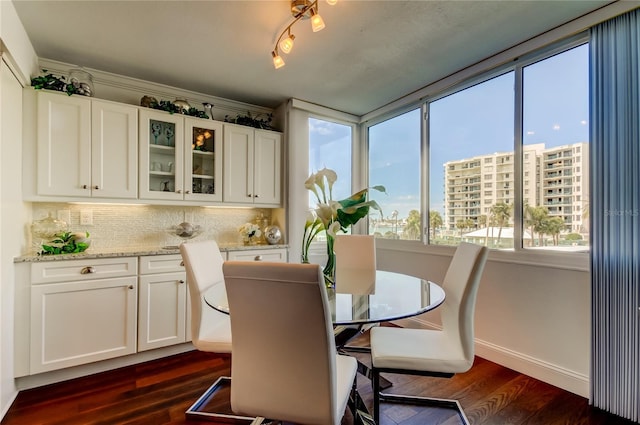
[12,0,611,116]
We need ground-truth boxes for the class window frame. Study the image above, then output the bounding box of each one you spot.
[307,114,361,257]
[362,33,590,271]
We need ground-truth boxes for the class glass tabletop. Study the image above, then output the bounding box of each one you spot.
[204,270,445,325]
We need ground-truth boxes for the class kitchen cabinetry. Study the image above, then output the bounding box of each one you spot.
[29,257,138,374]
[17,246,287,377]
[223,124,282,206]
[36,91,138,198]
[138,255,189,351]
[227,247,287,262]
[139,110,223,202]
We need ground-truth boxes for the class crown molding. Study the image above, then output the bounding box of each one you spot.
[37,58,275,122]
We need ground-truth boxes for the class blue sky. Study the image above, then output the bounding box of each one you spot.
[310,43,589,219]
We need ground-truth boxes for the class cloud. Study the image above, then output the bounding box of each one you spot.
[309,120,333,136]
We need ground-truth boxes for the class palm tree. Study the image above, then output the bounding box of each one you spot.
[403,210,421,240]
[524,204,549,247]
[490,202,512,246]
[429,210,443,241]
[455,219,464,236]
[478,214,487,228]
[546,216,565,245]
[477,214,491,247]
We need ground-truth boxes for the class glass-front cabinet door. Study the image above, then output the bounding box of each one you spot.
[139,109,184,201]
[184,118,223,202]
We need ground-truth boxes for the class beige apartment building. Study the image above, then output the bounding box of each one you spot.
[443,142,589,236]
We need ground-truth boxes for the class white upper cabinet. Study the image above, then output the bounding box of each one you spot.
[139,109,185,201]
[36,91,138,198]
[30,90,280,206]
[139,110,223,202]
[223,123,281,206]
[184,117,223,202]
[254,129,282,205]
[91,100,139,198]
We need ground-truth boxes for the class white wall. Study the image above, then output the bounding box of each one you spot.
[376,240,589,396]
[0,1,37,418]
[0,1,38,82]
[0,58,30,418]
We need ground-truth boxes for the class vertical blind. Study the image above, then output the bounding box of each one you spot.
[590,8,640,422]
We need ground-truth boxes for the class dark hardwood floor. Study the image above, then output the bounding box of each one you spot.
[2,331,636,425]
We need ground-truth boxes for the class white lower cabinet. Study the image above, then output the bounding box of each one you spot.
[138,255,188,351]
[29,257,138,374]
[25,248,287,375]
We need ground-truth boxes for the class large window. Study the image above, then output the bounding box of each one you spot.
[308,117,353,204]
[365,39,589,253]
[308,117,353,241]
[429,72,515,248]
[522,44,589,251]
[368,109,421,240]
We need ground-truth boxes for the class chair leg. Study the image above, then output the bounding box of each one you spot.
[186,376,263,424]
[372,368,381,424]
[377,392,470,425]
[349,375,358,417]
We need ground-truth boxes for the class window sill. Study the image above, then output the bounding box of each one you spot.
[375,238,589,272]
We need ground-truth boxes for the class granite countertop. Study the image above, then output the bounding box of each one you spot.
[14,243,288,263]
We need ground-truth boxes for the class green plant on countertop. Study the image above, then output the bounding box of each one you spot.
[224,111,273,129]
[31,70,78,96]
[40,232,90,255]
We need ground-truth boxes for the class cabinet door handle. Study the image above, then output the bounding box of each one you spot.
[246,194,252,197]
[128,285,134,290]
[180,261,184,266]
[254,194,260,198]
[94,185,99,190]
[176,189,182,194]
[254,255,263,261]
[179,280,185,284]
[81,266,95,274]
[185,190,191,194]
[82,184,88,189]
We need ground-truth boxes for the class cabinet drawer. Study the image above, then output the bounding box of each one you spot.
[227,248,287,263]
[31,257,137,284]
[139,254,184,275]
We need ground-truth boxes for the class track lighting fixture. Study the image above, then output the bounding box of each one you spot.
[271,0,336,69]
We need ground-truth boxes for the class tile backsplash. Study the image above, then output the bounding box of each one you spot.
[30,203,278,252]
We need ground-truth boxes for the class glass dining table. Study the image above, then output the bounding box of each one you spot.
[203,269,446,326]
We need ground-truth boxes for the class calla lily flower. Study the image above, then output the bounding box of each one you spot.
[302,168,386,286]
[326,221,341,237]
[305,174,320,203]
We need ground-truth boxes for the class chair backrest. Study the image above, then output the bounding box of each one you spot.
[179,240,230,353]
[223,261,339,425]
[441,242,488,366]
[334,234,376,294]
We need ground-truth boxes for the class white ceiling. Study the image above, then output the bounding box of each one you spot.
[12,0,611,116]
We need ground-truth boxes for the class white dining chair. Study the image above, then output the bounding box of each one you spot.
[334,234,376,295]
[223,261,359,425]
[179,240,233,420]
[369,242,489,424]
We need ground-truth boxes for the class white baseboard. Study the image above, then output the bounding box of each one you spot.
[398,317,589,398]
[474,339,589,398]
[1,390,19,422]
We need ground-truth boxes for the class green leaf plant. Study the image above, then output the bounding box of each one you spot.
[40,232,90,255]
